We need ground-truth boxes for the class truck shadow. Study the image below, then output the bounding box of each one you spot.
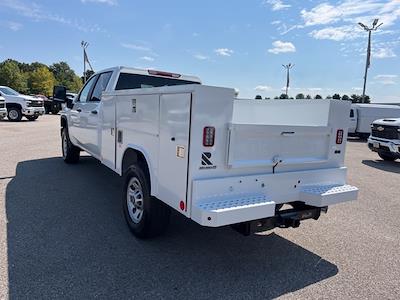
[362,159,400,174]
[6,157,338,299]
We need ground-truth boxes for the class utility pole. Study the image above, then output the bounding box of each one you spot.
[81,41,94,83]
[282,63,294,98]
[358,19,383,103]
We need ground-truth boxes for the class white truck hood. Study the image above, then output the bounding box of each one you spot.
[373,118,400,127]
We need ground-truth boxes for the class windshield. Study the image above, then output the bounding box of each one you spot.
[0,87,20,96]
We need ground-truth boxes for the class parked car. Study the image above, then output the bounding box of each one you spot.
[55,66,358,239]
[368,118,400,161]
[0,95,6,120]
[0,86,45,121]
[349,104,400,139]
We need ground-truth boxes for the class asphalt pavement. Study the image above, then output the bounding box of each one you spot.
[0,115,399,299]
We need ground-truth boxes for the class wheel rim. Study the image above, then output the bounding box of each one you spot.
[9,110,18,120]
[62,132,67,159]
[127,177,144,224]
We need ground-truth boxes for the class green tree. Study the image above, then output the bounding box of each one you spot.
[342,94,350,101]
[274,96,279,99]
[279,93,289,99]
[326,95,332,99]
[49,61,82,91]
[255,95,262,100]
[295,93,305,99]
[306,94,312,99]
[332,93,341,100]
[0,60,27,92]
[28,66,55,95]
[314,94,322,99]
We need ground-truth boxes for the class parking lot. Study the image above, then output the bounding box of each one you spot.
[0,115,399,299]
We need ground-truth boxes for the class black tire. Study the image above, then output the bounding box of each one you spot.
[51,109,60,115]
[123,164,171,239]
[26,115,38,121]
[61,128,80,163]
[7,108,22,122]
[378,152,397,161]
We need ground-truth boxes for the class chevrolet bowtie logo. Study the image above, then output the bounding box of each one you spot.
[377,126,384,132]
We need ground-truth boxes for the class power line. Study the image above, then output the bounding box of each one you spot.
[81,41,94,83]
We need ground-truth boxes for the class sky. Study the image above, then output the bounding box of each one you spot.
[0,0,399,102]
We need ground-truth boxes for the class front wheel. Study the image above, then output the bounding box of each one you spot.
[7,108,22,121]
[61,128,80,163]
[378,152,397,161]
[123,164,171,239]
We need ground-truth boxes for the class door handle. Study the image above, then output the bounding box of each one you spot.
[76,108,82,112]
[91,110,98,115]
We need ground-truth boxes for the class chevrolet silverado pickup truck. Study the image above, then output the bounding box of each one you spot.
[0,86,45,121]
[0,96,6,120]
[55,66,358,239]
[368,118,400,161]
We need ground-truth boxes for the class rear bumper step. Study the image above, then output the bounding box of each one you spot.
[191,170,358,227]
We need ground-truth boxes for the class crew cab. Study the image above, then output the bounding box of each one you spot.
[0,95,6,120]
[55,66,358,238]
[0,86,45,121]
[368,118,400,161]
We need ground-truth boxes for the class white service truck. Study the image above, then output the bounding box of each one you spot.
[0,86,45,121]
[0,95,6,120]
[349,104,400,139]
[368,118,400,161]
[55,67,358,238]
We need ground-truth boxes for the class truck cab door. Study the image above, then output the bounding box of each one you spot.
[348,108,357,133]
[69,75,98,148]
[81,72,112,158]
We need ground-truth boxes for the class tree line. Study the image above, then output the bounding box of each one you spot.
[255,93,371,103]
[0,59,84,96]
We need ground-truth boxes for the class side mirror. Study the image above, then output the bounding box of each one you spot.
[53,86,67,102]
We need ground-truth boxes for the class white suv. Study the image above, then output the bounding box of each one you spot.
[368,118,400,161]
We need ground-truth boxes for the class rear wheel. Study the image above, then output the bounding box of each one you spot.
[123,164,171,238]
[7,108,22,122]
[61,128,80,163]
[378,152,397,161]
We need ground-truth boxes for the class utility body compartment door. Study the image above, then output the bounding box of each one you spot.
[158,93,191,213]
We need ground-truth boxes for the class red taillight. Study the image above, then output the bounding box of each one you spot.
[336,129,344,144]
[203,127,215,147]
[148,70,181,78]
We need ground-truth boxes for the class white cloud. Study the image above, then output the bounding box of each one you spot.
[81,0,117,5]
[310,25,363,41]
[2,21,22,31]
[140,56,154,62]
[374,74,398,84]
[215,48,234,56]
[352,87,363,91]
[301,1,385,27]
[268,40,296,54]
[265,0,291,11]
[194,54,209,60]
[308,87,323,92]
[255,85,272,91]
[373,48,397,58]
[0,0,102,32]
[303,0,400,44]
[121,43,151,52]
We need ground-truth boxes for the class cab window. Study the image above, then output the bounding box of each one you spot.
[90,72,112,102]
[77,76,97,103]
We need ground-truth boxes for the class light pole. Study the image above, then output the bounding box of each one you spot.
[358,19,383,103]
[282,63,294,98]
[81,41,89,83]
